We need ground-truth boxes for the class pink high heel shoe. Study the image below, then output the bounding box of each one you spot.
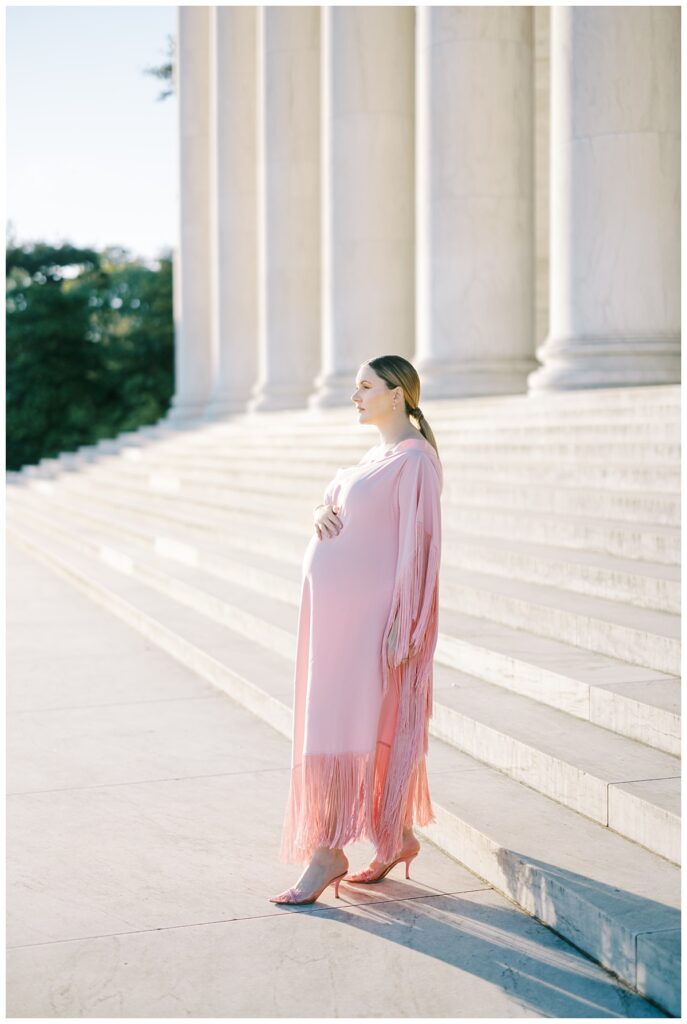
[269,869,347,905]
[345,848,419,884]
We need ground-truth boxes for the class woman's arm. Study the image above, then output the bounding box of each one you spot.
[383,451,442,688]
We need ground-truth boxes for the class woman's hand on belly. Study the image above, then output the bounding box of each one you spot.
[314,503,343,540]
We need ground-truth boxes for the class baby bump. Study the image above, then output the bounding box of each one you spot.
[303,526,396,617]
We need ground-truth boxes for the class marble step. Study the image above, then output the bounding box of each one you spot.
[104,404,683,450]
[58,444,683,493]
[26,385,676,473]
[9,478,681,689]
[22,472,680,582]
[6,485,680,757]
[4,517,680,1015]
[430,664,679,862]
[29,386,678,485]
[90,436,682,466]
[27,481,684,673]
[152,418,681,446]
[9,478,679,615]
[12,478,680,675]
[127,385,683,431]
[28,468,681,567]
[103,387,683,442]
[100,416,682,447]
[6,502,680,863]
[68,458,681,527]
[438,562,679,676]
[30,420,681,479]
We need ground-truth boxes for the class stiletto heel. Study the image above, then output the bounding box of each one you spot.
[345,846,420,884]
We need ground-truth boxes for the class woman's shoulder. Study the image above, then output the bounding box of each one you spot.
[395,439,443,488]
[394,438,439,464]
[395,437,433,455]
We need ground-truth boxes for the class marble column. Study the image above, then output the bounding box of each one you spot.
[533,7,550,351]
[529,6,681,391]
[309,7,415,409]
[203,7,259,420]
[416,7,536,399]
[249,7,321,413]
[167,6,214,424]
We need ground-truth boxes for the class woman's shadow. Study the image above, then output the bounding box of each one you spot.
[277,849,677,1018]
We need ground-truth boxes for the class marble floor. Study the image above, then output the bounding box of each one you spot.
[6,541,667,1018]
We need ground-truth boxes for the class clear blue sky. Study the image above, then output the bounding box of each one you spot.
[7,5,177,264]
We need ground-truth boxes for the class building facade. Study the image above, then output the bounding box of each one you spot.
[168,6,680,423]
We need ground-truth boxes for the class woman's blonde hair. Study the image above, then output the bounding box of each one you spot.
[367,354,440,460]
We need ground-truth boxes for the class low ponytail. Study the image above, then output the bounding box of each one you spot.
[408,405,439,458]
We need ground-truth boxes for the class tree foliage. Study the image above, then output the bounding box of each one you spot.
[142,31,175,102]
[6,241,174,471]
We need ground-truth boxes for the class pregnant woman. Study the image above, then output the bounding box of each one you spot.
[269,354,443,905]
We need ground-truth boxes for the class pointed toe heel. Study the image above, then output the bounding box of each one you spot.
[269,869,347,906]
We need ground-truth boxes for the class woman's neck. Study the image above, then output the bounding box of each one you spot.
[379,429,422,447]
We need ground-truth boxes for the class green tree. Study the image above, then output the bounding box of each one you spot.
[6,241,174,471]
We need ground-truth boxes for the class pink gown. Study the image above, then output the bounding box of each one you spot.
[279,436,443,864]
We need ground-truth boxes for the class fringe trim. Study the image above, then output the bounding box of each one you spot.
[369,638,438,862]
[278,738,436,866]
[279,750,377,864]
[382,520,440,700]
[371,518,440,862]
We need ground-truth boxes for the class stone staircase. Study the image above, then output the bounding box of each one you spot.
[6,383,681,1015]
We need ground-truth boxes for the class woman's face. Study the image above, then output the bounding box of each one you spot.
[351,364,400,424]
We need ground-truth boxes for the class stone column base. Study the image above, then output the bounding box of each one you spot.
[200,398,253,421]
[417,358,539,400]
[528,336,681,392]
[163,396,212,427]
[307,370,359,409]
[247,382,315,413]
